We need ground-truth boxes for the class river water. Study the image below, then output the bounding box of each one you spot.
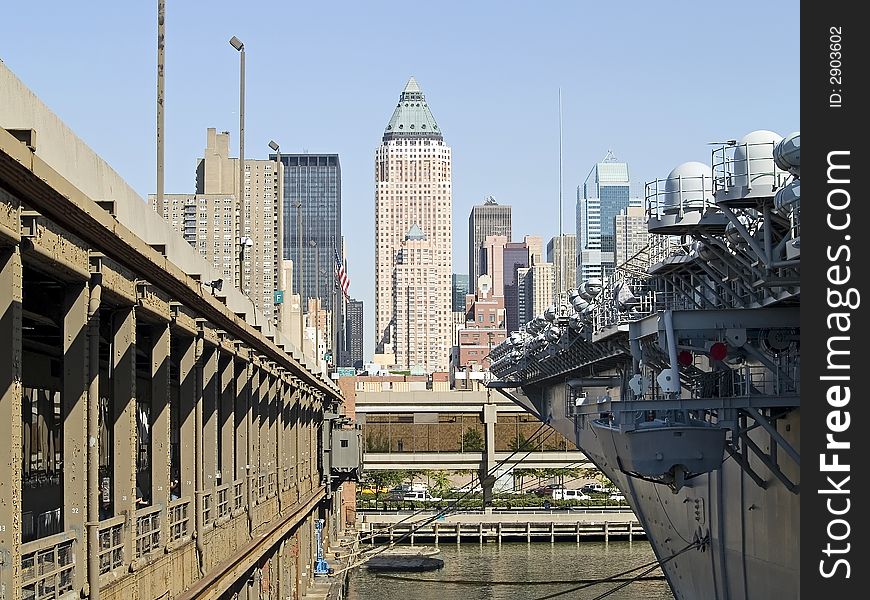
[346,540,675,600]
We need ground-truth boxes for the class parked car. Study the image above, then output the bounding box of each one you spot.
[608,492,626,502]
[533,484,563,497]
[551,489,590,501]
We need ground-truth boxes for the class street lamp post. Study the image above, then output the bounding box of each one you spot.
[229,35,245,290]
[238,236,253,295]
[269,140,282,330]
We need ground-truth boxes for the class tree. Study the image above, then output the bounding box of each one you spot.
[425,470,451,498]
[462,428,484,452]
[365,432,389,453]
[508,433,535,452]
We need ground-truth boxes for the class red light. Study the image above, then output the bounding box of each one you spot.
[710,342,728,361]
[677,350,693,366]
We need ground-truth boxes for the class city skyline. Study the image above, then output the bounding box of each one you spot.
[2,1,800,361]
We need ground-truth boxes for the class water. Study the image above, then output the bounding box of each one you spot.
[347,541,675,600]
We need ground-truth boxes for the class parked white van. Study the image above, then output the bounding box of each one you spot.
[402,490,442,502]
[581,482,607,494]
[551,489,590,501]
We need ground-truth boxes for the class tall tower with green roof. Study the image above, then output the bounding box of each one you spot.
[374,77,452,372]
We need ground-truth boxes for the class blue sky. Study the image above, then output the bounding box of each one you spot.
[2,1,799,360]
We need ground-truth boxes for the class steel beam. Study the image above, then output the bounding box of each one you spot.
[0,130,339,399]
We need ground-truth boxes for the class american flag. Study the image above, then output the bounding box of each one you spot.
[334,248,350,300]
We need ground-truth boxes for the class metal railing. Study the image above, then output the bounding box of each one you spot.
[134,505,161,559]
[168,497,192,542]
[645,173,716,221]
[711,140,789,197]
[20,532,75,600]
[97,515,126,575]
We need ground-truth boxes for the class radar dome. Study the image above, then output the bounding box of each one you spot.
[662,162,714,214]
[773,132,800,177]
[583,278,603,298]
[732,130,785,191]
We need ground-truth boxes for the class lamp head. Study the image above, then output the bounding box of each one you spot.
[229,36,244,51]
[268,140,280,152]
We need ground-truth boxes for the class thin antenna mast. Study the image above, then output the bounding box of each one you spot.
[558,88,564,300]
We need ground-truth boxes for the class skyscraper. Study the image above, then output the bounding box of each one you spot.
[614,206,649,267]
[517,262,555,327]
[576,152,642,282]
[546,234,577,298]
[468,197,511,287]
[275,154,341,305]
[374,77,452,372]
[452,274,469,312]
[344,298,364,370]
[153,128,281,322]
[275,153,342,358]
[502,235,542,333]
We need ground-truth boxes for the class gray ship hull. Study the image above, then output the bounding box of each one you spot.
[542,390,800,600]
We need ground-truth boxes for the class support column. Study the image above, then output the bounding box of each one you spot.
[219,353,234,484]
[277,377,285,493]
[0,247,23,597]
[234,357,249,506]
[268,371,277,497]
[480,404,498,509]
[290,386,300,501]
[177,336,196,497]
[150,323,171,541]
[248,364,260,507]
[258,367,270,496]
[112,307,136,564]
[86,279,102,600]
[202,346,218,488]
[63,281,88,594]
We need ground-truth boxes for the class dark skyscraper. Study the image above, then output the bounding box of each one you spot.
[276,154,342,306]
[344,298,364,369]
[468,197,511,288]
[452,274,469,312]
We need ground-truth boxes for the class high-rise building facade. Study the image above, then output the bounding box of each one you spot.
[468,197,511,287]
[481,234,509,297]
[576,153,641,282]
[153,128,281,322]
[502,235,542,333]
[276,153,343,359]
[344,298,364,370]
[374,77,452,372]
[614,206,649,267]
[452,274,469,312]
[546,234,577,298]
[275,154,341,306]
[517,262,555,326]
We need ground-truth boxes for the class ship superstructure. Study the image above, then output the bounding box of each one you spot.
[488,130,801,599]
